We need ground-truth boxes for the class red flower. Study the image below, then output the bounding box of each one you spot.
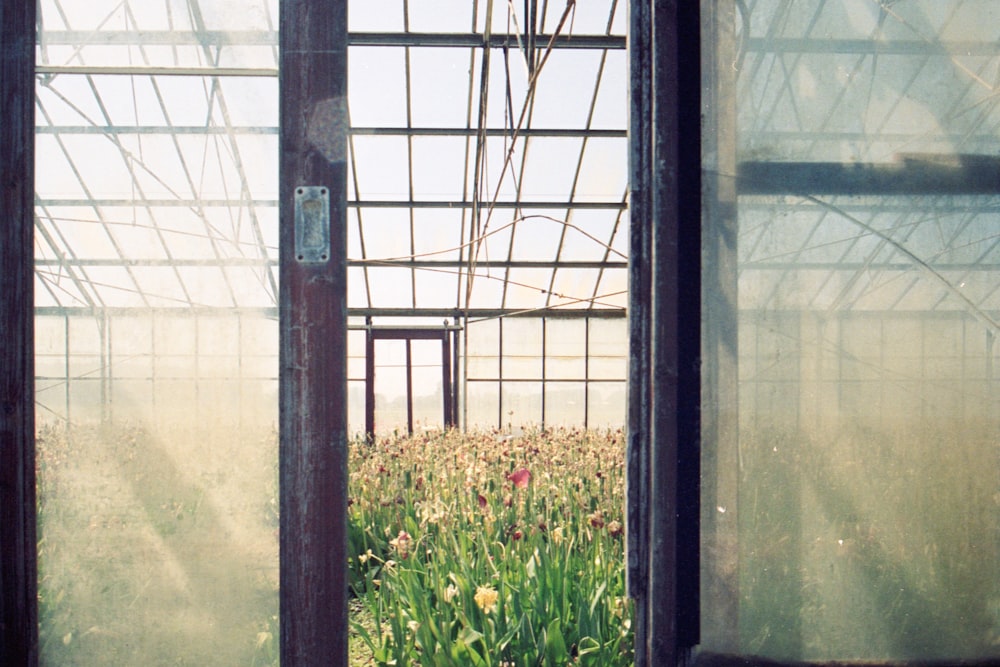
[507,468,531,489]
[477,493,488,509]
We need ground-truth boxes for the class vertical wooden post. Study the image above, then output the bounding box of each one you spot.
[0,1,38,664]
[627,1,653,662]
[279,0,349,663]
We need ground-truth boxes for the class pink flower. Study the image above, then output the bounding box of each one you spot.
[507,468,531,489]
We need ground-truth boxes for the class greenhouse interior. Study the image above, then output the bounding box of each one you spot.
[0,0,997,665]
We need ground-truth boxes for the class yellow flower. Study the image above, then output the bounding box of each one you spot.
[443,583,459,603]
[389,530,412,560]
[474,584,499,614]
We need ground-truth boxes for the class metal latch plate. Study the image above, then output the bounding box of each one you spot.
[294,186,330,263]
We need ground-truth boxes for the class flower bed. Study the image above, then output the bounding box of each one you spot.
[348,427,632,666]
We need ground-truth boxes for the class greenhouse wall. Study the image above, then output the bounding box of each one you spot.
[37,312,627,435]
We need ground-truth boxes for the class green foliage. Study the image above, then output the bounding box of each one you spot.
[348,427,633,666]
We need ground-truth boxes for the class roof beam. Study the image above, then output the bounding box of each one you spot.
[739,155,1000,195]
[38,30,625,50]
[747,37,1000,56]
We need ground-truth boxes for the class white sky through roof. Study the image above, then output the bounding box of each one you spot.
[34,0,629,317]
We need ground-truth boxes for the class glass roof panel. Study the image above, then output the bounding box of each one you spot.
[347,0,404,32]
[408,48,474,128]
[507,211,567,262]
[364,267,416,308]
[576,137,627,200]
[353,208,413,259]
[351,135,411,201]
[35,0,629,316]
[411,209,464,262]
[411,136,468,201]
[548,268,599,307]
[348,47,408,127]
[414,269,461,309]
[517,137,584,202]
[408,0,474,33]
[37,0,277,70]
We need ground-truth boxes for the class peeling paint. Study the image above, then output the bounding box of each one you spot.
[306,97,348,163]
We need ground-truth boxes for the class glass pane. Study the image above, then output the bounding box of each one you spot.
[501,318,542,378]
[544,382,586,426]
[501,381,543,428]
[545,319,586,379]
[702,0,1000,662]
[35,1,279,663]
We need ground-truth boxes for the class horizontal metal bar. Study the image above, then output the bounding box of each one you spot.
[745,130,1000,146]
[746,37,1000,56]
[353,199,627,210]
[370,329,450,340]
[36,65,276,77]
[36,126,278,135]
[38,30,625,50]
[738,156,1000,195]
[38,30,278,46]
[34,257,990,272]
[351,126,626,138]
[37,198,277,207]
[352,259,627,269]
[740,262,1000,272]
[347,324,462,331]
[738,196,1000,214]
[37,198,625,210]
[34,306,985,320]
[348,307,627,318]
[36,258,276,267]
[349,31,625,50]
[36,125,623,138]
[35,306,279,316]
[465,377,626,383]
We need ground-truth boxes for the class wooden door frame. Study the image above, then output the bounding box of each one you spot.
[0,1,39,663]
[363,325,461,439]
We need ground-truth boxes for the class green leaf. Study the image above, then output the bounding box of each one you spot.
[576,635,601,656]
[458,626,484,646]
[544,618,568,666]
[588,580,607,618]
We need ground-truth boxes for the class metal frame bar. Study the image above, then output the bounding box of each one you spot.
[278,0,349,663]
[0,0,39,662]
[739,157,1000,195]
[38,29,625,49]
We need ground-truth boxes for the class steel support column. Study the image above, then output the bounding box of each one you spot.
[279,0,349,663]
[0,1,38,663]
